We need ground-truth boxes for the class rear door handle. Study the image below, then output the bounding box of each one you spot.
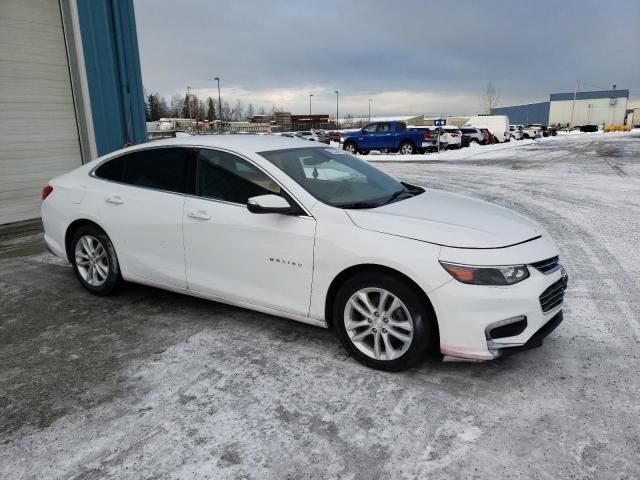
[186,210,211,220]
[105,195,124,205]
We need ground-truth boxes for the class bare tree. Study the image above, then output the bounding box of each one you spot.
[481,82,500,113]
[246,103,255,118]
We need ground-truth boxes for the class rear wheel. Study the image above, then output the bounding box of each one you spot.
[343,142,357,154]
[399,142,415,155]
[71,225,122,296]
[334,272,434,371]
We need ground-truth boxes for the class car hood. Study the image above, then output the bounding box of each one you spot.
[345,189,543,249]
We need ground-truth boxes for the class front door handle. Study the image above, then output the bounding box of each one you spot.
[186,210,211,220]
[105,195,124,205]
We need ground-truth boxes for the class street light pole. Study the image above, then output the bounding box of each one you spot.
[368,98,371,123]
[335,90,339,130]
[186,86,193,134]
[309,93,313,116]
[215,76,222,131]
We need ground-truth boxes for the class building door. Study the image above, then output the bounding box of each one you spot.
[0,0,83,224]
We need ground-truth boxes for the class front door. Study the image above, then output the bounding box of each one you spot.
[183,148,316,316]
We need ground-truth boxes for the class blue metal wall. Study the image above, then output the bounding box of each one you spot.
[550,89,629,101]
[76,0,146,156]
[492,102,550,126]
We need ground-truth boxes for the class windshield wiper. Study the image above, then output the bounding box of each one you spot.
[335,201,382,209]
[383,188,414,205]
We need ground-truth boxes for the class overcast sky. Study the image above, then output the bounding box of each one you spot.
[134,0,639,117]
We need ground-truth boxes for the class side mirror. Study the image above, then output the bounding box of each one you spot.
[247,194,296,214]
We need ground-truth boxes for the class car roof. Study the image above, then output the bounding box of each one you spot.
[110,134,322,156]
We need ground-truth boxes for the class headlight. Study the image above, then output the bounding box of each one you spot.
[439,261,529,285]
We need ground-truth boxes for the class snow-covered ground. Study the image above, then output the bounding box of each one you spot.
[1,132,640,479]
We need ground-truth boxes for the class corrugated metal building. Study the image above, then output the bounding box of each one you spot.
[548,90,629,127]
[490,102,550,126]
[492,89,630,128]
[0,0,146,225]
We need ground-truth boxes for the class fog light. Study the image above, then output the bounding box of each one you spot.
[485,315,527,340]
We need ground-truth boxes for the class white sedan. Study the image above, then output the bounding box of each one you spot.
[41,136,567,371]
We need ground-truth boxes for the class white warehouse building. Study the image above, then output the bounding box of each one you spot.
[548,90,629,126]
[492,89,630,127]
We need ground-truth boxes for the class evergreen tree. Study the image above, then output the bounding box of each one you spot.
[206,97,216,122]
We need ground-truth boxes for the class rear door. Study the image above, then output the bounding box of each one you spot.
[182,148,316,316]
[92,147,193,287]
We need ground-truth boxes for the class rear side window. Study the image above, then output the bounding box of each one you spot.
[121,148,192,194]
[94,156,125,181]
[196,149,280,204]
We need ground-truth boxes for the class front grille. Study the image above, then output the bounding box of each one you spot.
[539,276,568,312]
[531,256,560,274]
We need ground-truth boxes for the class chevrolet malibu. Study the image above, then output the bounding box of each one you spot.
[41,136,568,371]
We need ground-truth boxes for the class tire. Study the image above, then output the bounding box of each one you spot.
[343,142,358,154]
[522,134,530,139]
[359,150,370,155]
[70,225,122,296]
[334,272,435,371]
[399,141,416,155]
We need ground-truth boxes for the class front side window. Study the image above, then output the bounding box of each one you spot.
[362,124,377,133]
[94,147,192,194]
[258,147,422,208]
[197,149,281,204]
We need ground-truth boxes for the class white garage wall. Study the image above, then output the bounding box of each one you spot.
[549,97,629,127]
[0,0,83,224]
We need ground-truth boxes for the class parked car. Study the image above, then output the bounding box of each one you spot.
[510,125,524,140]
[442,126,462,149]
[479,128,494,144]
[327,131,342,142]
[464,115,510,143]
[41,136,567,370]
[460,127,484,144]
[522,125,543,139]
[341,121,427,155]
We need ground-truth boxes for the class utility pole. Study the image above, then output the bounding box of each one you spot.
[309,93,313,115]
[368,98,371,123]
[569,80,579,129]
[186,86,194,134]
[215,76,222,131]
[335,90,339,130]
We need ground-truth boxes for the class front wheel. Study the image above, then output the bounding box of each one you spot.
[343,142,357,154]
[399,142,416,155]
[71,225,122,296]
[334,272,435,371]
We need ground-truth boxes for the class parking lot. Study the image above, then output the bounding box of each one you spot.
[1,133,639,479]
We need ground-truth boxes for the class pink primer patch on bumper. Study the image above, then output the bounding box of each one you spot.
[440,344,496,361]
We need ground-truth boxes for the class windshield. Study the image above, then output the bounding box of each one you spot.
[258,147,422,208]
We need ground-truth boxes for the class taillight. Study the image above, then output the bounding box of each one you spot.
[42,185,53,200]
[423,131,430,140]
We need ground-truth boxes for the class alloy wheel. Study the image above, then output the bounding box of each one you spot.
[74,235,109,287]
[343,287,414,361]
[400,144,414,155]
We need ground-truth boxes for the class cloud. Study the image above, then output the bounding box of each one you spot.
[134,0,640,114]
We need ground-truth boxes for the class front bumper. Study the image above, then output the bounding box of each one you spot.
[429,261,567,361]
[494,311,563,357]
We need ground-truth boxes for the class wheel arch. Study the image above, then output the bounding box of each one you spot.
[324,263,439,345]
[64,218,110,264]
